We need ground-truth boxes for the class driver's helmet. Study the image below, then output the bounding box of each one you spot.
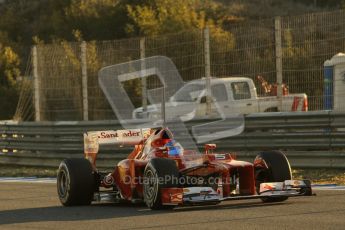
[164,140,182,156]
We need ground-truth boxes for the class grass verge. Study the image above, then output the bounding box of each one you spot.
[293,169,345,185]
[0,165,58,178]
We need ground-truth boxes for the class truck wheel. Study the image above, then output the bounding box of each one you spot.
[254,150,292,202]
[57,158,95,206]
[143,158,179,210]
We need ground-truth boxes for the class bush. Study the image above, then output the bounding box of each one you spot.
[0,86,18,120]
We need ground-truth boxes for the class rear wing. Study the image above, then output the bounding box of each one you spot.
[84,128,152,154]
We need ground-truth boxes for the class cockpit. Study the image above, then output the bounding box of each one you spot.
[136,128,184,160]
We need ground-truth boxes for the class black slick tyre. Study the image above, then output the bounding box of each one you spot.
[254,150,292,202]
[57,158,95,206]
[143,158,179,210]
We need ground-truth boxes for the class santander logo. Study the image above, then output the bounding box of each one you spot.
[122,131,140,137]
[99,132,118,139]
[98,130,141,139]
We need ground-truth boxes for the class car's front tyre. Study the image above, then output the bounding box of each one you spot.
[143,158,179,210]
[254,150,292,202]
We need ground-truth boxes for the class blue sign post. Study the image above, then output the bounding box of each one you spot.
[323,65,333,110]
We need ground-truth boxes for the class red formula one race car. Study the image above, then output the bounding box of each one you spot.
[57,127,312,209]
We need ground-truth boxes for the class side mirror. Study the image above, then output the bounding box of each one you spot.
[200,96,207,104]
[200,96,215,104]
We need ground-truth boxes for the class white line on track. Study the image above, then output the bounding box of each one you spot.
[0,177,56,183]
[312,185,345,191]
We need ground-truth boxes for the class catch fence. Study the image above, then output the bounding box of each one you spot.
[14,10,345,121]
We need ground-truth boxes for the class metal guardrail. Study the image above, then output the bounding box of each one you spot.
[1,111,345,169]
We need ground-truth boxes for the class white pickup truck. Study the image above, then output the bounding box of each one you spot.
[132,77,308,120]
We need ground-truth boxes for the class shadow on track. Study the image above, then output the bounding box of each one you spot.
[0,200,288,225]
[0,202,148,225]
[175,200,286,212]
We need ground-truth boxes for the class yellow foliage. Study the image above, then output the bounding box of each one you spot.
[127,5,159,36]
[126,0,235,51]
[32,36,44,45]
[61,41,80,71]
[65,0,119,18]
[3,47,19,66]
[283,28,310,58]
[127,0,209,36]
[0,46,21,87]
[73,29,83,42]
[86,41,100,73]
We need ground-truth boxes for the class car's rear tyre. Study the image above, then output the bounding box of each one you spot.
[143,158,179,210]
[57,158,95,206]
[254,150,292,202]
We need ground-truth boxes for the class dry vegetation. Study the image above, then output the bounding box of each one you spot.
[293,169,345,185]
[0,165,58,178]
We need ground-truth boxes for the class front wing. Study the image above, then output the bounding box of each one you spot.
[161,180,313,206]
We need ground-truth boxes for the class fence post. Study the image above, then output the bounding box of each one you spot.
[80,41,89,121]
[140,37,147,113]
[32,46,41,121]
[204,27,212,116]
[275,17,283,111]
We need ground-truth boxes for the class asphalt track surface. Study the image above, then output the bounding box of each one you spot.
[1,182,345,230]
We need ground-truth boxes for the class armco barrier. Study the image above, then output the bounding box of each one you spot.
[0,111,345,169]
